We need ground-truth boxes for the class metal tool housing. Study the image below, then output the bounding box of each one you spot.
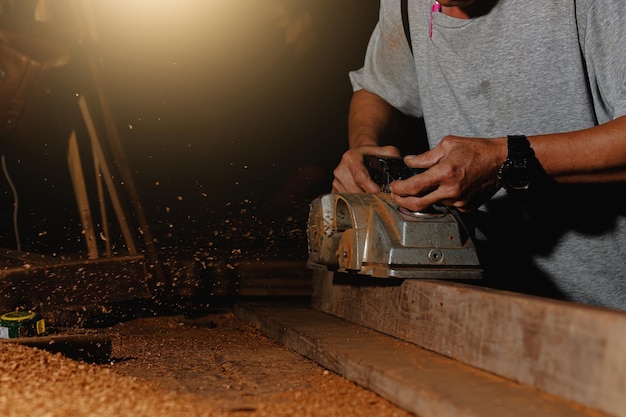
[307,193,482,280]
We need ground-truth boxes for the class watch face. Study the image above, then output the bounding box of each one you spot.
[502,159,532,190]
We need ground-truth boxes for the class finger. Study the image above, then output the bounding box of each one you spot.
[391,180,448,211]
[333,178,380,193]
[403,153,422,165]
[353,166,382,193]
[332,171,358,193]
[333,165,378,193]
[408,149,446,169]
[331,178,345,193]
[391,194,436,212]
[376,145,402,158]
[389,172,436,198]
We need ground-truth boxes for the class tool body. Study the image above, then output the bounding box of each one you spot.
[307,155,482,280]
[307,193,481,279]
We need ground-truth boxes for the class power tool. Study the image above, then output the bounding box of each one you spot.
[306,155,482,280]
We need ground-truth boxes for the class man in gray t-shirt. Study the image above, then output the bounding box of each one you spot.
[333,0,626,310]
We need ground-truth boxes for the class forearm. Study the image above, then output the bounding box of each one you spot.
[531,115,626,183]
[333,89,403,193]
[348,89,398,149]
[393,115,626,212]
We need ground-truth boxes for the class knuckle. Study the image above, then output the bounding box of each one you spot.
[444,185,463,202]
[353,169,370,184]
[332,166,343,179]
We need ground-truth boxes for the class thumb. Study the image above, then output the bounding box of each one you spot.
[403,152,432,168]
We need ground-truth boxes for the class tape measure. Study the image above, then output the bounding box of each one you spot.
[0,311,46,339]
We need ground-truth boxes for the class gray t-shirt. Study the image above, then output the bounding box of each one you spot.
[350,0,626,309]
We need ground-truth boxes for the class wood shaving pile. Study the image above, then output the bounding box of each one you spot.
[0,343,222,417]
[0,313,413,417]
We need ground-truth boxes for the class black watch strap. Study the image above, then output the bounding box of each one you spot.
[507,135,534,160]
[498,135,537,192]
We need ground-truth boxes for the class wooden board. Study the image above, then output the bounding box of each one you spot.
[235,302,609,417]
[235,260,312,297]
[311,270,626,417]
[0,249,151,311]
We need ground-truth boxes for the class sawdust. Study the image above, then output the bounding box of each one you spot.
[0,343,220,417]
[0,312,414,417]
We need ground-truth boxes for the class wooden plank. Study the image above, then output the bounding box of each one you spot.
[235,302,609,417]
[0,251,151,311]
[236,260,312,297]
[311,270,626,417]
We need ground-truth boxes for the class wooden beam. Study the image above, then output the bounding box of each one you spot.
[74,0,166,287]
[67,130,99,259]
[235,260,312,297]
[78,96,137,255]
[0,250,150,311]
[235,302,609,417]
[311,270,626,417]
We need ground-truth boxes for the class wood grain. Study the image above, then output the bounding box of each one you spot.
[311,270,626,417]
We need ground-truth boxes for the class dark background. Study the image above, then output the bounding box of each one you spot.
[0,1,380,269]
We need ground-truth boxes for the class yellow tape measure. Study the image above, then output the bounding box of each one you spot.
[0,311,46,338]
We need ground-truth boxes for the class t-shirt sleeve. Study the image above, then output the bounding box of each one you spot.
[349,1,422,118]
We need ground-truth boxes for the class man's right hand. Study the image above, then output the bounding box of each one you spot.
[332,145,402,192]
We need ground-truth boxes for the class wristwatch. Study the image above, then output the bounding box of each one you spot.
[497,135,537,191]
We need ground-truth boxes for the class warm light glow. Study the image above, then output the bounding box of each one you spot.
[89,0,318,129]
[93,1,289,45]
[92,0,314,56]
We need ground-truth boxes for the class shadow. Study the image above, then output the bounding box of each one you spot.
[332,272,405,288]
[464,0,501,18]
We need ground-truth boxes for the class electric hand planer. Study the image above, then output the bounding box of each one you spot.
[306,155,482,280]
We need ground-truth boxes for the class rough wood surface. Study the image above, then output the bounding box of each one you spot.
[236,260,312,297]
[311,270,626,417]
[235,302,609,417]
[0,249,150,311]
